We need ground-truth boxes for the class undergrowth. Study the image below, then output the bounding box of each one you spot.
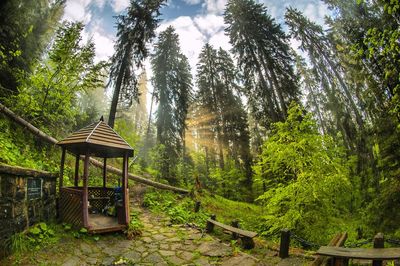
[6,222,60,254]
[125,210,144,239]
[142,189,208,227]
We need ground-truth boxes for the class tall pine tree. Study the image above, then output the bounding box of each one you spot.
[194,44,252,199]
[151,26,192,184]
[108,0,163,128]
[224,0,299,127]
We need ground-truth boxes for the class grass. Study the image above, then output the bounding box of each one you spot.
[142,188,265,233]
[196,192,264,233]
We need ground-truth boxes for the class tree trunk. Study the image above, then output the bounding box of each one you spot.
[108,50,129,128]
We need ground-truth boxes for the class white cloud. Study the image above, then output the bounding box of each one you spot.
[92,32,115,62]
[203,0,228,14]
[183,0,202,5]
[94,0,107,9]
[63,0,92,23]
[111,0,130,13]
[209,30,231,51]
[194,14,224,37]
[84,19,116,62]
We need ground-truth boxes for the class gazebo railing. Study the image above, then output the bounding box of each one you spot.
[88,187,115,212]
[59,187,83,227]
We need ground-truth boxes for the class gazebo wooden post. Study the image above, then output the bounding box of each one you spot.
[59,147,66,191]
[122,153,130,225]
[82,152,90,228]
[74,154,80,187]
[103,158,107,188]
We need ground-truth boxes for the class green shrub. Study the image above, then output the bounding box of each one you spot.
[125,211,144,239]
[142,189,209,226]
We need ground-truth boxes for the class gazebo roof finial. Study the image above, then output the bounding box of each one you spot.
[100,115,104,122]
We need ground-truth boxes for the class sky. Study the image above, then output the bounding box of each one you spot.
[62,0,330,100]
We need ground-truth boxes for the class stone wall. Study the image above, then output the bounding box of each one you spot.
[0,164,57,257]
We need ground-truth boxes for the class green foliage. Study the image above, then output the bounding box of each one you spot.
[7,21,107,136]
[209,159,250,201]
[0,0,65,94]
[7,222,59,255]
[0,118,59,171]
[115,118,141,148]
[200,193,263,232]
[193,44,252,197]
[26,222,57,250]
[8,232,28,254]
[125,211,144,239]
[148,144,170,181]
[142,189,208,226]
[254,103,353,243]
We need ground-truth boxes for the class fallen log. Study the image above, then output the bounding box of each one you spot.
[0,102,189,194]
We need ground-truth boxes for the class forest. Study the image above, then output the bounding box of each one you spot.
[0,0,399,248]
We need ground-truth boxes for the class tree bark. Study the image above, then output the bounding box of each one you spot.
[108,49,129,129]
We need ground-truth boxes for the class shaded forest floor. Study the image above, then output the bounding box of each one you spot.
[1,187,313,266]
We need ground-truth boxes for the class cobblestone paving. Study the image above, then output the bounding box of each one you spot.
[2,197,312,266]
[3,207,265,265]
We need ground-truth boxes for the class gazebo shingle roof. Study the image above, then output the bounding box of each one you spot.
[57,120,134,158]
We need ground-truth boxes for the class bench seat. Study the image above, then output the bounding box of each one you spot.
[206,217,257,249]
[316,246,400,260]
[207,219,257,238]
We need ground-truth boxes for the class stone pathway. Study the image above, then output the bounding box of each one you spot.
[3,207,265,265]
[2,190,313,266]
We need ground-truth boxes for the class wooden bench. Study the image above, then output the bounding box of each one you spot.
[206,215,257,249]
[316,246,400,266]
[312,232,347,266]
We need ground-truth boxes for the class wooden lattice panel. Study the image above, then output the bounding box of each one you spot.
[88,187,115,212]
[59,188,83,227]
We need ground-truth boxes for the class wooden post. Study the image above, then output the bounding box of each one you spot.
[82,153,90,228]
[122,153,129,225]
[103,158,107,188]
[372,233,384,266]
[74,154,79,187]
[231,220,239,240]
[242,237,255,249]
[194,201,201,213]
[279,229,290,259]
[59,147,66,191]
[206,214,216,233]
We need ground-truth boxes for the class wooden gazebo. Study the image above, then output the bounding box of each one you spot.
[57,118,133,233]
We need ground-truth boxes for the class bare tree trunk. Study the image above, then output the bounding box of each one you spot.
[0,102,189,194]
[108,50,129,128]
[147,91,155,136]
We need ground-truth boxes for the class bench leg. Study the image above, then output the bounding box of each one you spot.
[206,214,216,233]
[231,220,239,240]
[332,257,349,266]
[206,221,214,233]
[241,236,255,249]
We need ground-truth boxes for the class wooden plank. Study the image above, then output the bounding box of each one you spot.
[207,219,257,238]
[59,147,66,190]
[312,233,342,266]
[316,246,400,260]
[82,154,89,228]
[74,154,80,187]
